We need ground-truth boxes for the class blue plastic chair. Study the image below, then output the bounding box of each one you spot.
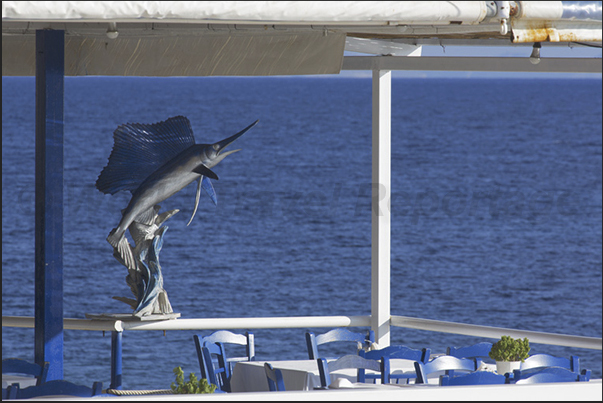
[198,342,230,392]
[194,331,255,375]
[2,358,49,386]
[264,363,286,391]
[414,356,481,384]
[306,328,375,360]
[2,384,17,400]
[520,354,580,373]
[509,367,591,384]
[316,355,391,388]
[359,345,430,384]
[440,371,506,386]
[447,342,493,362]
[7,380,102,399]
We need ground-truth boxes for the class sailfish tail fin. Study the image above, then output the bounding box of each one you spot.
[107,227,126,249]
[109,230,137,272]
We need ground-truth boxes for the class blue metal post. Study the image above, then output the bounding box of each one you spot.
[110,331,123,389]
[35,29,65,381]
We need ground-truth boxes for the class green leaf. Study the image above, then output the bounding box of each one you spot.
[489,336,530,362]
[171,366,216,394]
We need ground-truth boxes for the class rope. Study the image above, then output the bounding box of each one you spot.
[106,388,173,395]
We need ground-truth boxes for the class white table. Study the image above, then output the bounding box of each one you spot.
[230,359,419,392]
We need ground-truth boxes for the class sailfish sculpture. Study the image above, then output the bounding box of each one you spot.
[96,116,257,316]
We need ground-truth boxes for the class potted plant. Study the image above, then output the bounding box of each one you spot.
[489,336,530,374]
[171,366,217,394]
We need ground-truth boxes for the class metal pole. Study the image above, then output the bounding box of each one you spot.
[111,331,123,389]
[35,29,65,380]
[371,69,392,347]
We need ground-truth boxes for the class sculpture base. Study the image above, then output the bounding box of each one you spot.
[85,312,181,321]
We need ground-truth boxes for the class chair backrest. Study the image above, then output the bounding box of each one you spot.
[447,342,493,361]
[306,328,375,360]
[360,345,431,363]
[316,355,390,388]
[440,371,506,386]
[520,354,580,373]
[414,356,480,384]
[360,345,430,383]
[2,358,50,386]
[7,380,102,399]
[2,385,18,400]
[510,367,591,384]
[198,342,231,392]
[196,330,255,361]
[194,331,255,374]
[264,363,286,391]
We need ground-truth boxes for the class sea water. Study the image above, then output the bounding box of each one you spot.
[2,76,601,389]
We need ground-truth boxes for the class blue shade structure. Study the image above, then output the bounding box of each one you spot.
[34,28,65,381]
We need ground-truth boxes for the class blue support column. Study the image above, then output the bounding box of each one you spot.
[110,331,123,389]
[34,29,65,381]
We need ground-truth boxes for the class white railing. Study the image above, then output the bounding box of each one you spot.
[3,315,601,350]
[390,315,602,350]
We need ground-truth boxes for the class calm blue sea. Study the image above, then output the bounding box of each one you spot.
[2,76,602,389]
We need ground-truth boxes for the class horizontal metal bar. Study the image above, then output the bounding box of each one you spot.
[342,56,603,73]
[3,316,119,331]
[2,315,370,332]
[5,314,601,350]
[119,315,371,331]
[391,315,602,350]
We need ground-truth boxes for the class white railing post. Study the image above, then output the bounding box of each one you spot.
[371,68,392,347]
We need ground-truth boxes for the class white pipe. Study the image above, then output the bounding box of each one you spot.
[517,1,564,20]
[119,315,371,331]
[2,315,370,332]
[391,315,603,350]
[2,316,119,331]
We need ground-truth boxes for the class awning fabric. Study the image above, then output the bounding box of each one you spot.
[2,2,601,76]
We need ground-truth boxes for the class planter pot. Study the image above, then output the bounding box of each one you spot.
[496,361,521,374]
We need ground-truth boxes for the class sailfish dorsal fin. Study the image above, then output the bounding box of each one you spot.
[96,116,196,194]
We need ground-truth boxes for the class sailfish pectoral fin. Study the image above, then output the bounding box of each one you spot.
[193,163,219,180]
[187,176,203,226]
[201,176,218,206]
[186,176,218,226]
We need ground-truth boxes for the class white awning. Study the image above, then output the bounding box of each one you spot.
[1,1,490,24]
[2,1,601,76]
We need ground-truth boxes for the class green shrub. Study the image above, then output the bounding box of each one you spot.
[489,336,530,362]
[171,366,217,394]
